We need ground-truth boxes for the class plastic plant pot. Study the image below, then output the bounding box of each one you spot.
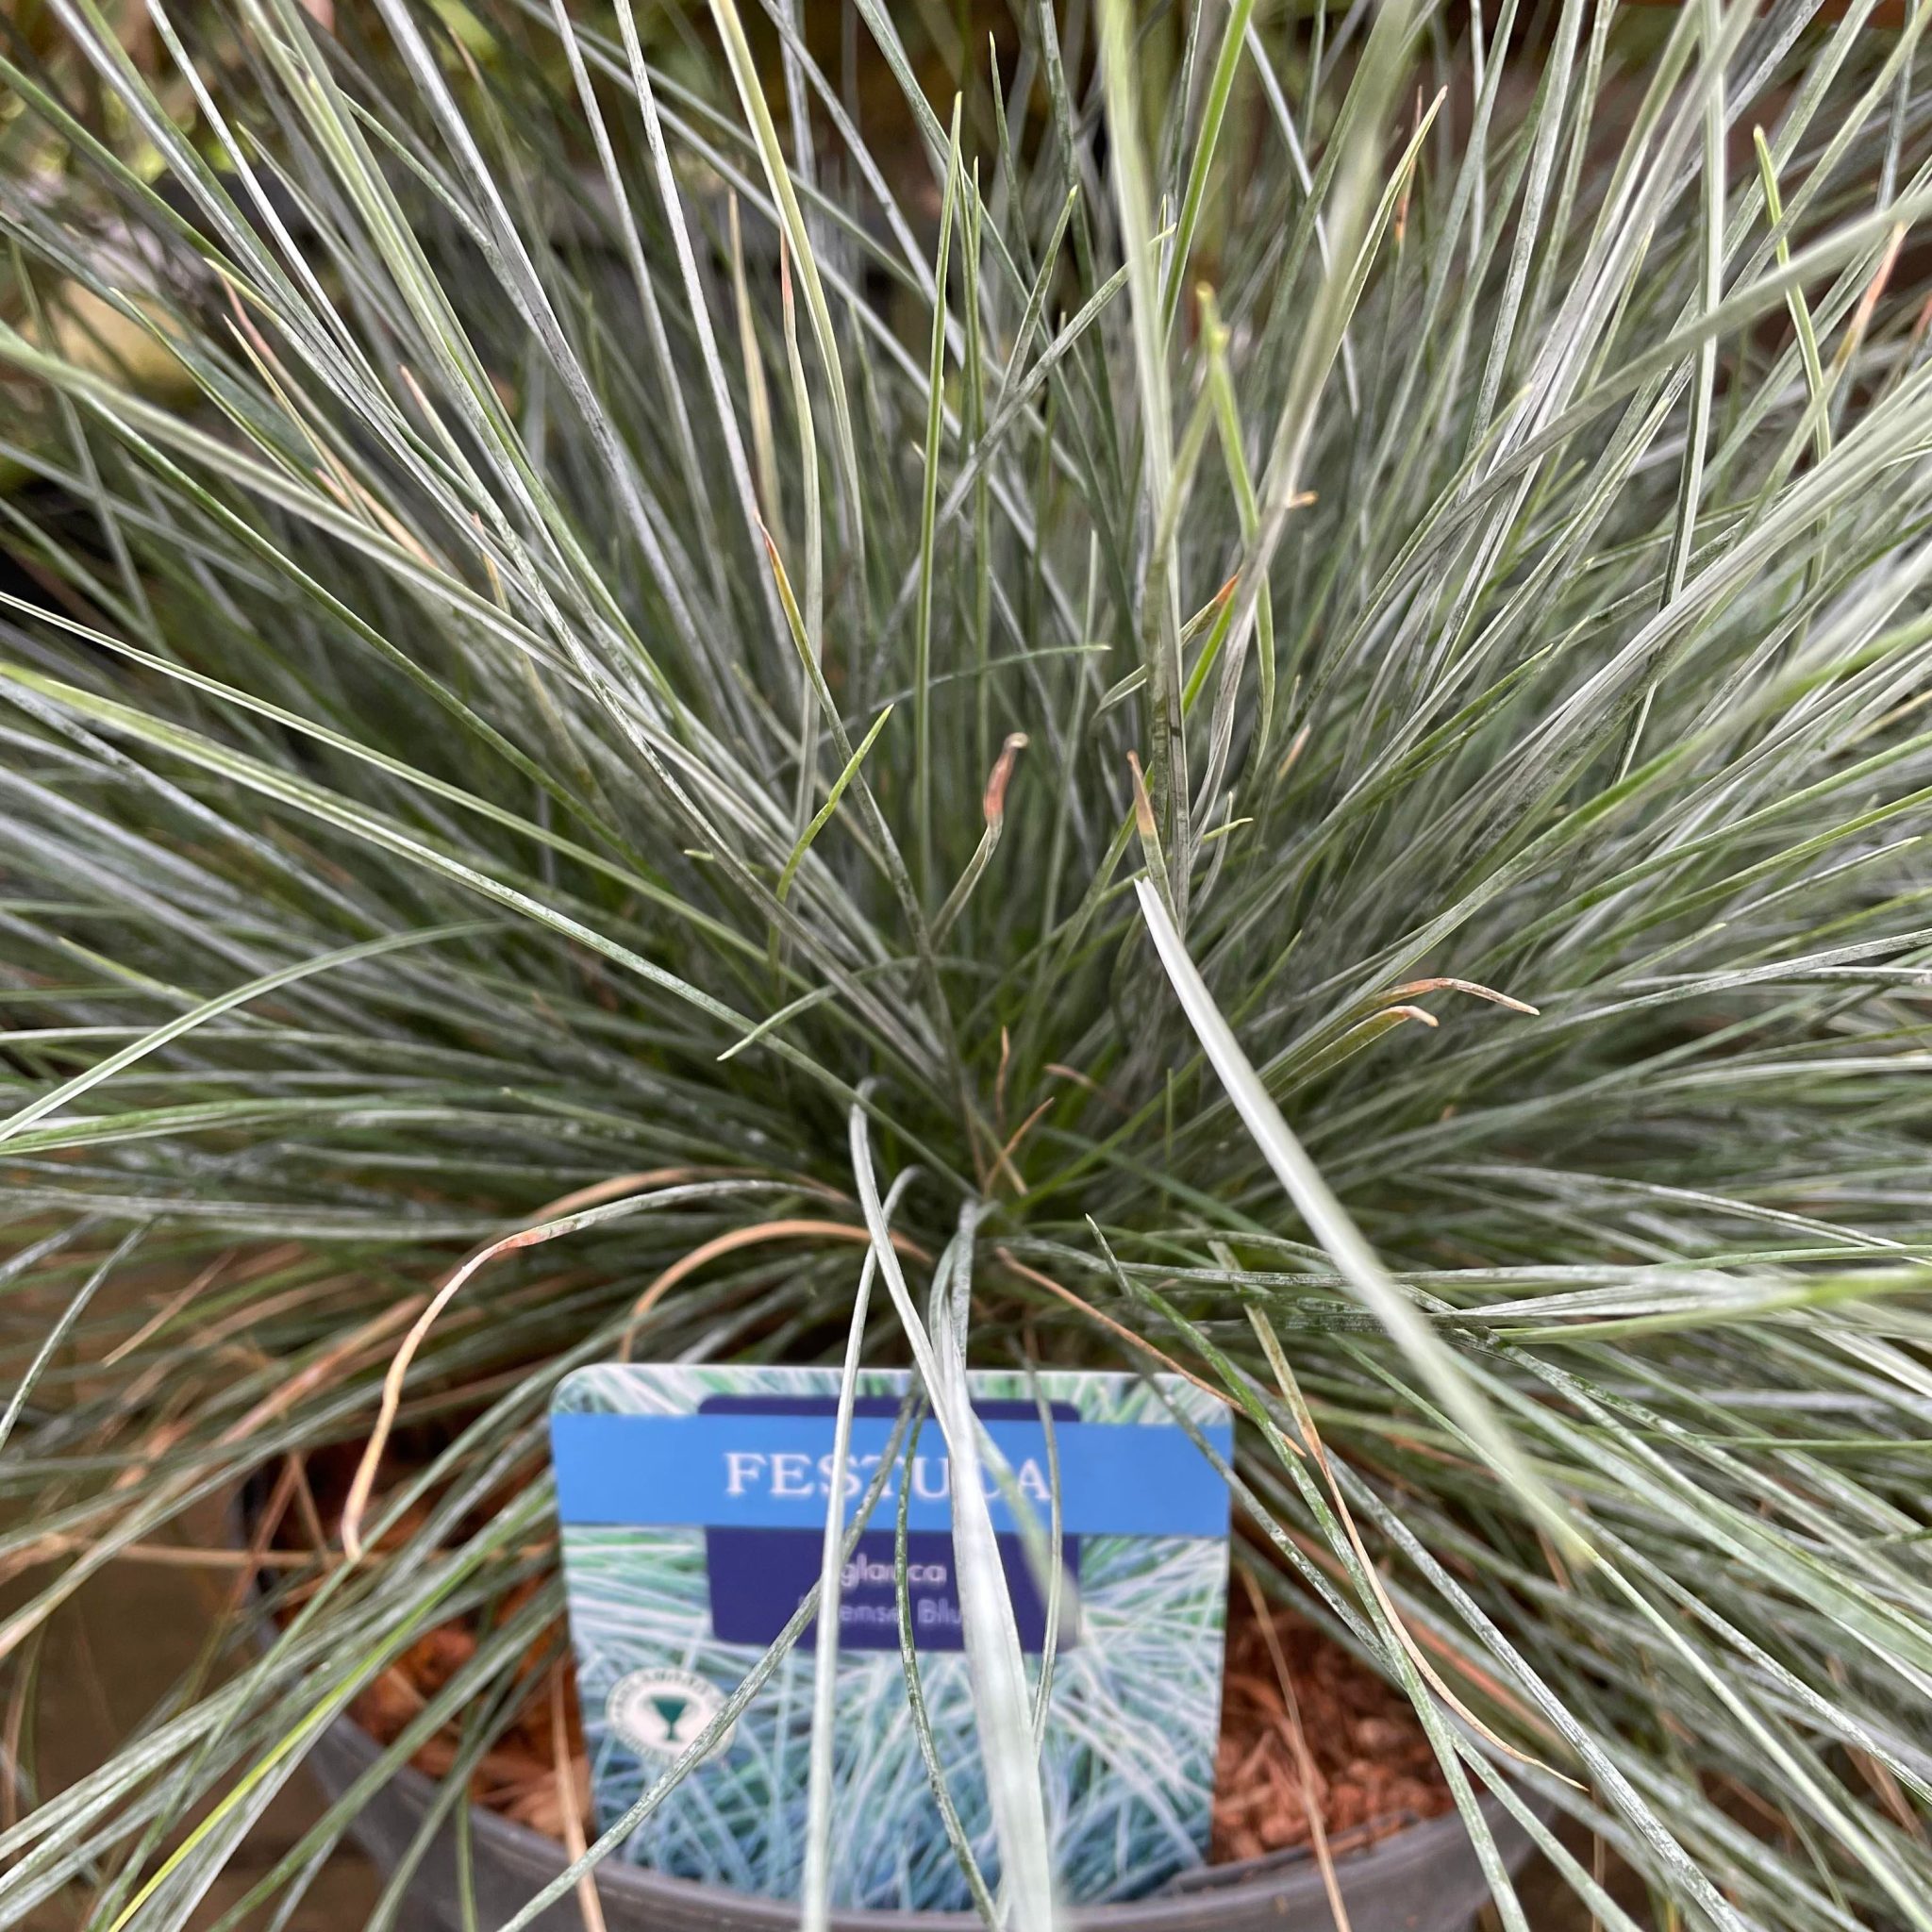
[297,1700,1540,1932]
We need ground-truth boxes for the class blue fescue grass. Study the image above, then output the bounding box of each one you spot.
[4,1,1932,1927]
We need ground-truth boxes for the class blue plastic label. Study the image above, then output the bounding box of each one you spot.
[549,1364,1234,1911]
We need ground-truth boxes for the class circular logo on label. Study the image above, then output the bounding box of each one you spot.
[607,1667,734,1761]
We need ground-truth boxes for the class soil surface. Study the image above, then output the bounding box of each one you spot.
[1211,1589,1455,1862]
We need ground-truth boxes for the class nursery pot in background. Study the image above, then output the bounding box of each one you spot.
[297,1685,1538,1932]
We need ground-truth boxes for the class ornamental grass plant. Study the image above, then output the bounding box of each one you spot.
[3,0,1932,1925]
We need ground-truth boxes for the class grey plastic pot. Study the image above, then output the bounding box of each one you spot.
[299,1705,1538,1932]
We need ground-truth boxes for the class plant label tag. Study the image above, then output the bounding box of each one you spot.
[550,1363,1233,1910]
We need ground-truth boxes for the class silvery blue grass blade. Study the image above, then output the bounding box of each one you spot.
[850,1106,1058,1931]
[1133,877,1584,1558]
[801,1163,919,1932]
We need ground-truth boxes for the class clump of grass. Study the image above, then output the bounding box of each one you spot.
[3,1,1932,1927]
